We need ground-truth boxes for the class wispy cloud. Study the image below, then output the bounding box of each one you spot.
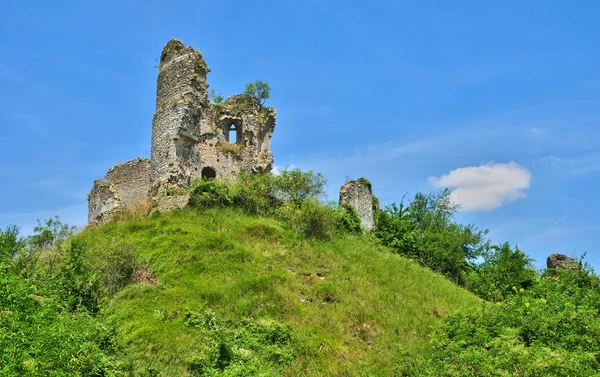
[539,155,561,163]
[429,162,531,211]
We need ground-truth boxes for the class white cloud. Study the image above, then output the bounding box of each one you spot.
[428,162,531,211]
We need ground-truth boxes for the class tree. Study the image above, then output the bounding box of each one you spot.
[374,190,489,285]
[244,79,271,106]
[209,88,224,104]
[467,242,537,301]
[28,216,77,252]
[0,225,24,260]
[272,168,326,205]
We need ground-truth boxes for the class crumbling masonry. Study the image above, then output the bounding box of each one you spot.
[88,39,276,225]
[339,180,377,231]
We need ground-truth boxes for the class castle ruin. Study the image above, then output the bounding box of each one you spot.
[88,39,276,225]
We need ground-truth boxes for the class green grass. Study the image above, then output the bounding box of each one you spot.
[77,208,479,376]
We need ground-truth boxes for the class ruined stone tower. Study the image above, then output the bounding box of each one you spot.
[150,40,210,196]
[88,39,277,225]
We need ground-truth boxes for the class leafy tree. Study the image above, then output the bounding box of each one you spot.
[0,225,24,260]
[28,216,77,252]
[374,190,489,284]
[272,168,326,205]
[467,242,538,301]
[244,79,271,106]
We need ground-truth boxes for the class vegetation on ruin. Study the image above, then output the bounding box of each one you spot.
[244,80,271,107]
[2,169,600,376]
[215,141,245,158]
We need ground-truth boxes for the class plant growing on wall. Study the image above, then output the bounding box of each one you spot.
[244,80,271,106]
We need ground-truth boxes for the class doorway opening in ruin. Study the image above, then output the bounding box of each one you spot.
[227,123,239,144]
[201,167,217,179]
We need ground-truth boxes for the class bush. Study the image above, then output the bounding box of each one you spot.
[337,205,363,234]
[0,239,124,376]
[188,170,338,239]
[467,242,538,301]
[189,179,234,209]
[405,266,600,376]
[277,199,337,239]
[233,172,279,215]
[100,244,141,296]
[374,191,488,285]
[272,168,326,205]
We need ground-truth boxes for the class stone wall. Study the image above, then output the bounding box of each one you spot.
[339,180,375,231]
[196,94,276,179]
[88,180,120,225]
[88,158,151,225]
[105,158,151,209]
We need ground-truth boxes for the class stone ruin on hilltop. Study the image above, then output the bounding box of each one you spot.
[88,39,377,231]
[88,39,276,225]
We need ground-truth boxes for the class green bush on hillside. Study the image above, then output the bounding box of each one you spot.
[188,169,346,239]
[466,242,538,301]
[404,264,600,376]
[0,224,125,376]
[374,190,488,285]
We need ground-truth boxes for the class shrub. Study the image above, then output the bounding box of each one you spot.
[373,191,488,285]
[100,244,141,296]
[337,205,363,234]
[467,242,538,301]
[272,168,326,205]
[189,179,234,209]
[233,172,279,215]
[277,199,337,240]
[405,265,600,376]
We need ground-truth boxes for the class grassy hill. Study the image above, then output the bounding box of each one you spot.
[76,208,480,376]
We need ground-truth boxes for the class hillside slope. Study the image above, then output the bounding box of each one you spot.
[78,208,480,376]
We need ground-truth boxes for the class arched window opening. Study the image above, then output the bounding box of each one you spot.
[227,123,239,144]
[201,167,217,179]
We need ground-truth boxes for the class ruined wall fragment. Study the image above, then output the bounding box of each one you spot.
[88,180,121,225]
[199,94,276,179]
[339,179,376,231]
[87,158,150,225]
[547,254,578,270]
[105,158,151,209]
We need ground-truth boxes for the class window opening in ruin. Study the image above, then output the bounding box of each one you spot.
[227,123,238,144]
[201,167,217,179]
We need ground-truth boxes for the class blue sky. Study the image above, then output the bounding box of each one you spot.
[1,0,599,270]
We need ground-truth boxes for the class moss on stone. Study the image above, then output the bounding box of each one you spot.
[216,142,245,158]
